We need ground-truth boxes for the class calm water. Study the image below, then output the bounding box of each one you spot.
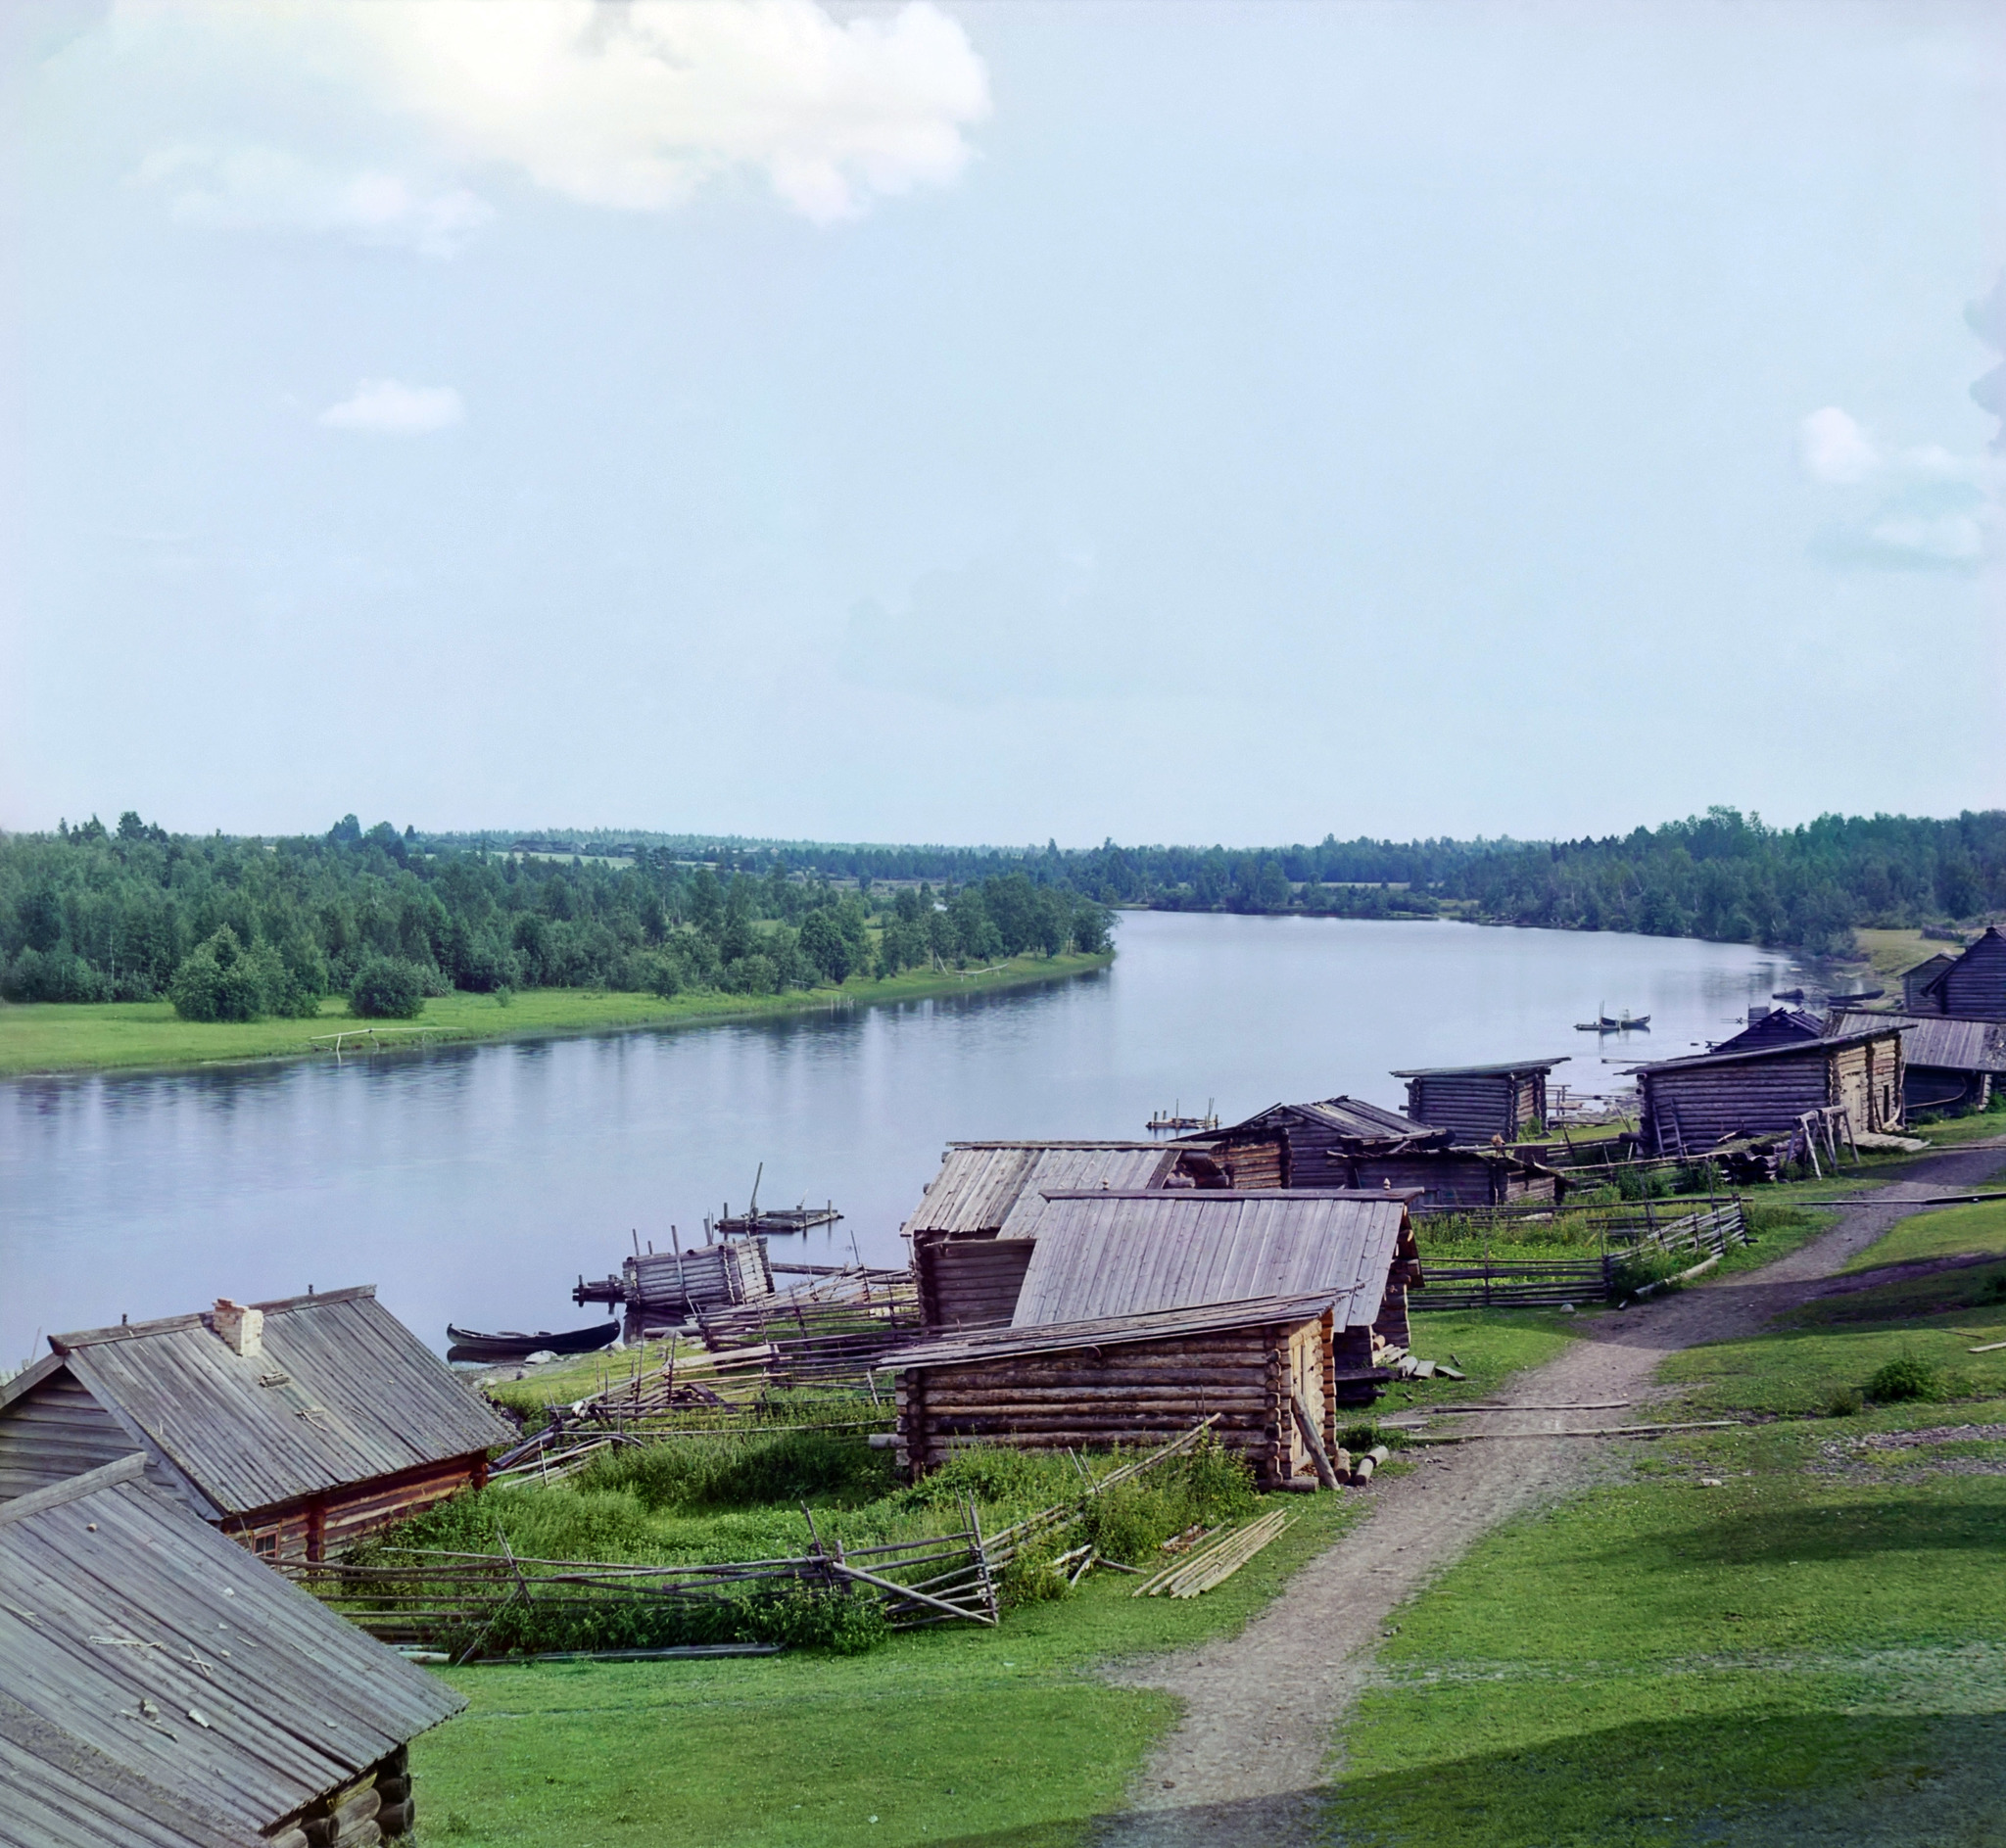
[0,913,1794,1363]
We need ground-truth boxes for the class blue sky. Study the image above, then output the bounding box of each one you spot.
[3,1,2002,844]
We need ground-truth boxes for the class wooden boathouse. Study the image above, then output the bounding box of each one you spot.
[1183,1096,1566,1208]
[1909,926,2006,1021]
[1827,1009,2006,1114]
[904,1141,1182,1332]
[0,1453,463,1847]
[0,1287,512,1562]
[1630,1021,1908,1153]
[1391,1059,1568,1143]
[884,1188,1422,1487]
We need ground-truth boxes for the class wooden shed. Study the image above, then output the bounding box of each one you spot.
[1391,1059,1568,1143]
[885,1189,1422,1487]
[0,1453,463,1847]
[0,1287,513,1562]
[1911,926,2006,1021]
[1709,1008,1823,1054]
[1901,952,1958,1012]
[902,1141,1181,1333]
[1827,1009,2006,1114]
[1630,1023,1907,1153]
[1184,1096,1565,1209]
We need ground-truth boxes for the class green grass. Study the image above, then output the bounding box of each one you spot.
[412,1492,1358,1848]
[0,952,1111,1077]
[1844,1196,2006,1271]
[1325,1180,2006,1848]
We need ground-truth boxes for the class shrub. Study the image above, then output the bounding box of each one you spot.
[349,955,426,1019]
[999,1534,1071,1607]
[169,926,316,1021]
[2,947,113,1003]
[1866,1353,1942,1404]
[1826,1389,1863,1418]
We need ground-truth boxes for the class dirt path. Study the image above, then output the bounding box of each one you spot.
[1093,1141,2006,1848]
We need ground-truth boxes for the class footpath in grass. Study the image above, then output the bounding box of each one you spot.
[0,952,1110,1078]
[1324,1168,2006,1848]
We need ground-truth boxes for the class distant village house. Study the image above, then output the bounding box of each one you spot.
[1390,1059,1568,1144]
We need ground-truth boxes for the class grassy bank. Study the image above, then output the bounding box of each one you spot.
[0,951,1112,1078]
[1325,1156,2006,1847]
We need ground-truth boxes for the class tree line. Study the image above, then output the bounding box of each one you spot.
[0,814,1114,1019]
[3,804,1999,1017]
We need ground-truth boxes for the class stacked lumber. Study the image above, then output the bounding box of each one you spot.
[1129,1509,1291,1597]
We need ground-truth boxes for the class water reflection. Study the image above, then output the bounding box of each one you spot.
[0,914,1792,1362]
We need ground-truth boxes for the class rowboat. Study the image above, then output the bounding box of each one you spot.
[446,1322,620,1362]
[1574,1009,1650,1031]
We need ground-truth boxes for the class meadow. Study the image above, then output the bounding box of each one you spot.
[0,952,1111,1077]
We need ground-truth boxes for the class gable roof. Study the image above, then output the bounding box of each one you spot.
[1709,1009,1823,1054]
[879,1292,1345,1373]
[24,1288,512,1518]
[1388,1058,1569,1079]
[902,1142,1179,1242]
[1825,1009,2006,1074]
[1626,1020,1904,1078]
[1917,925,2006,1019]
[1011,1189,1411,1329]
[0,1456,463,1847]
[1202,1096,1439,1144]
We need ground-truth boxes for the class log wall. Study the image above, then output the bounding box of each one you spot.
[269,1744,415,1848]
[0,1370,142,1503]
[916,1238,1036,1331]
[1641,1034,1905,1149]
[895,1317,1360,1488]
[1403,1072,1543,1143]
[221,1454,488,1564]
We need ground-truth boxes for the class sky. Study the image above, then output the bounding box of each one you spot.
[2,0,2003,847]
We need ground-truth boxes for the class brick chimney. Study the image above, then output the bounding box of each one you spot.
[213,1299,263,1358]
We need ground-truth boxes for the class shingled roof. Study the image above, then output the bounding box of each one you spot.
[0,1456,463,1848]
[902,1142,1180,1242]
[1197,1096,1440,1146]
[4,1287,512,1521]
[1010,1188,1413,1328]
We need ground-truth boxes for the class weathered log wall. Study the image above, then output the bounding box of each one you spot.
[221,1453,488,1564]
[269,1744,415,1848]
[916,1237,1036,1331]
[0,1369,140,1503]
[1641,1033,1905,1149]
[1403,1071,1544,1143]
[896,1316,1379,1489]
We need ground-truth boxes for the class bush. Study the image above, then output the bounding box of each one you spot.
[349,955,426,1019]
[1826,1389,1863,1418]
[999,1535,1071,1608]
[1866,1353,1942,1404]
[2,947,113,1003]
[169,926,318,1021]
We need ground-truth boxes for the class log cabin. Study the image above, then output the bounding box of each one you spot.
[904,1140,1182,1333]
[1909,926,2006,1021]
[1901,952,1958,1012]
[1826,1009,2006,1114]
[1709,1008,1823,1053]
[0,1453,463,1847]
[1629,1022,1908,1153]
[1182,1096,1566,1210]
[0,1287,513,1563]
[885,1188,1423,1487]
[1391,1059,1568,1143]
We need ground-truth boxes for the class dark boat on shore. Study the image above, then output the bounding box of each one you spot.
[446,1322,620,1363]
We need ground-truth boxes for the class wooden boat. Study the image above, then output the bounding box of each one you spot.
[446,1322,619,1362]
[1772,988,1806,1002]
[1826,986,1885,1003]
[1574,1011,1650,1031]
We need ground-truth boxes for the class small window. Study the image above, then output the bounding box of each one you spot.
[253,1533,277,1557]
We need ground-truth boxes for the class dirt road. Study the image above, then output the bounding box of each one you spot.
[1094,1141,2006,1848]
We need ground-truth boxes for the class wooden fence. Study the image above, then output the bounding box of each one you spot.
[1419,1201,1750,1309]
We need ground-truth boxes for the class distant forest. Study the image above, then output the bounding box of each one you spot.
[0,815,1112,1012]
[2,805,2000,1011]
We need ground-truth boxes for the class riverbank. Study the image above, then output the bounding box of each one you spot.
[0,951,1113,1078]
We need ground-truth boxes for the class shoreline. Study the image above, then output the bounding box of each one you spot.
[0,951,1114,1080]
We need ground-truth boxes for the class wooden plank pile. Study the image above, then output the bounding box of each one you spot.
[1129,1508,1291,1597]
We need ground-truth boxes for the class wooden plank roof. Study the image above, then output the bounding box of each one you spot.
[1826,1010,2006,1074]
[1624,1020,1905,1077]
[34,1287,513,1517]
[1388,1058,1569,1078]
[902,1142,1179,1242]
[1011,1189,1411,1329]
[0,1456,464,1847]
[1199,1096,1436,1143]
[878,1292,1344,1373]
[1709,1009,1824,1054]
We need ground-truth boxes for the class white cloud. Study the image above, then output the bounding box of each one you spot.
[112,0,989,244]
[137,145,495,258]
[317,379,464,435]
[1864,513,1985,563]
[1797,406,1881,484]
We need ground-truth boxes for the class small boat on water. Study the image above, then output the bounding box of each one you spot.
[446,1322,619,1362]
[1574,1006,1650,1032]
[1826,986,1885,1004]
[710,1162,842,1238]
[1772,988,1806,1002]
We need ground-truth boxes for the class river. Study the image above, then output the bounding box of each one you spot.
[0,913,1796,1363]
